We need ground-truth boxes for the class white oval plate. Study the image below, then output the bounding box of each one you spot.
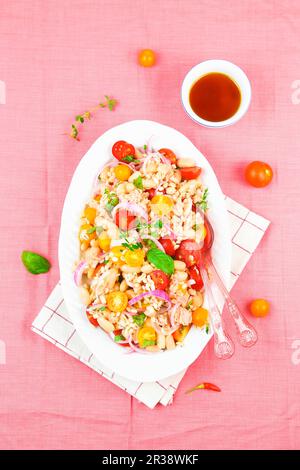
[59,120,231,382]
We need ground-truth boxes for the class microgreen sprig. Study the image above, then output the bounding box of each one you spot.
[66,95,118,141]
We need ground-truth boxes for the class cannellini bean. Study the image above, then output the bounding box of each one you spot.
[174,260,186,271]
[172,169,182,183]
[157,333,166,350]
[175,271,188,281]
[120,279,128,292]
[141,263,154,273]
[106,268,119,289]
[106,225,119,240]
[125,182,135,192]
[166,335,176,350]
[79,287,90,305]
[143,178,155,189]
[166,186,176,195]
[99,167,110,181]
[121,265,141,273]
[177,157,195,168]
[97,317,114,333]
[192,293,204,309]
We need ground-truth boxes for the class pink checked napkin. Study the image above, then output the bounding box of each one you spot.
[31,196,270,409]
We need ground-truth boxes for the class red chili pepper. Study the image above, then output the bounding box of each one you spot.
[185,382,221,394]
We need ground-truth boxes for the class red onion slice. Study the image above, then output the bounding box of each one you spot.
[128,335,153,354]
[111,202,148,222]
[128,290,171,308]
[74,261,88,286]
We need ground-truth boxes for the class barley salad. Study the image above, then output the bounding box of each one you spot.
[74,140,210,353]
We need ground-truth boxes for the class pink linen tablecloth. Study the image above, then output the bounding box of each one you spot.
[0,0,300,450]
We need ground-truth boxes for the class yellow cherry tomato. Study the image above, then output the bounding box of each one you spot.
[107,291,128,313]
[138,49,156,67]
[84,206,97,224]
[98,232,111,252]
[124,248,145,267]
[192,307,209,327]
[172,325,191,343]
[114,164,133,181]
[111,245,126,259]
[138,326,157,348]
[195,224,207,242]
[94,194,101,202]
[151,195,173,216]
[79,224,96,242]
[250,299,270,317]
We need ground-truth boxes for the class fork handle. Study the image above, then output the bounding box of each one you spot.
[200,265,234,360]
[207,256,258,348]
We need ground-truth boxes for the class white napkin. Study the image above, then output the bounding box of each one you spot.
[31,196,270,409]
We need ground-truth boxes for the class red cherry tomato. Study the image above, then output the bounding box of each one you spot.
[112,140,135,162]
[115,210,136,230]
[148,188,156,199]
[180,167,201,180]
[188,265,204,290]
[158,238,176,257]
[175,239,202,267]
[245,161,273,188]
[158,148,177,164]
[150,270,170,290]
[86,309,99,327]
[112,140,126,160]
[113,329,130,347]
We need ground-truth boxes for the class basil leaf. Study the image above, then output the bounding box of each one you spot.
[141,339,156,348]
[21,251,51,275]
[133,176,143,190]
[114,334,125,342]
[153,219,163,229]
[146,248,174,275]
[132,313,146,327]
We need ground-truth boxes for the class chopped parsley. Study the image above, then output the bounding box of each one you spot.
[205,324,210,334]
[196,188,209,212]
[122,155,138,163]
[132,313,146,327]
[114,334,126,342]
[133,175,143,190]
[121,239,143,251]
[142,339,156,348]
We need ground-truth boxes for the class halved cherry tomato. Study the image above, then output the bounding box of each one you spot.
[112,140,126,160]
[115,209,136,230]
[175,239,202,267]
[86,308,99,327]
[107,291,128,313]
[151,195,173,215]
[148,188,156,199]
[113,329,130,347]
[158,148,177,164]
[180,167,201,180]
[192,307,208,327]
[158,238,176,257]
[150,269,170,290]
[172,325,191,342]
[245,161,273,188]
[124,248,145,267]
[114,164,132,181]
[188,264,204,290]
[112,140,135,162]
[138,326,156,348]
[84,206,97,224]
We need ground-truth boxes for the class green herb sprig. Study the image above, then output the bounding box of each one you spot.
[66,95,118,141]
[196,188,209,212]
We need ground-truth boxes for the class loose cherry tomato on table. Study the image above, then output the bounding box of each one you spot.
[245,161,273,187]
[86,308,99,327]
[192,307,208,327]
[112,140,136,162]
[188,264,204,290]
[158,237,176,257]
[107,291,128,313]
[175,239,202,267]
[115,209,136,230]
[138,49,156,67]
[172,325,191,342]
[150,269,170,290]
[180,167,201,180]
[158,148,177,164]
[249,299,270,317]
